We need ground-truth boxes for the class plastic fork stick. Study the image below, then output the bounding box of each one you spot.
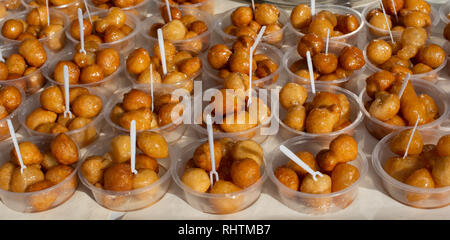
[46,0,50,26]
[391,0,398,22]
[280,145,323,181]
[403,117,420,159]
[150,64,154,112]
[164,0,172,21]
[130,120,138,174]
[157,28,168,75]
[379,0,394,43]
[7,119,26,173]
[397,73,410,99]
[311,0,315,16]
[206,114,219,187]
[83,0,92,24]
[325,29,330,55]
[63,65,73,119]
[77,8,86,54]
[248,26,266,106]
[306,51,316,95]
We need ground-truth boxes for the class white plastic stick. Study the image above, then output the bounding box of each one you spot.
[130,120,137,174]
[306,51,316,95]
[164,0,172,22]
[248,26,266,106]
[63,65,73,119]
[205,114,219,187]
[379,0,394,43]
[311,0,315,16]
[46,0,50,26]
[403,117,420,159]
[251,0,255,13]
[150,64,154,112]
[7,119,26,173]
[397,73,410,99]
[391,0,398,22]
[325,29,330,55]
[0,49,4,62]
[83,0,92,24]
[280,145,323,181]
[157,28,167,75]
[77,8,86,54]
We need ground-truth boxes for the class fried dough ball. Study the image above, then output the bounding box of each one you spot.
[300,174,331,194]
[135,154,159,173]
[0,162,15,190]
[400,27,427,48]
[2,19,24,39]
[297,33,324,58]
[26,180,57,211]
[290,4,312,29]
[331,163,360,192]
[436,135,450,157]
[432,156,450,187]
[40,86,64,113]
[50,133,78,165]
[54,61,80,84]
[119,108,152,130]
[157,102,184,126]
[25,107,57,130]
[284,105,306,131]
[96,48,120,76]
[210,180,242,194]
[110,135,131,163]
[231,140,263,166]
[336,14,360,34]
[339,46,365,71]
[70,18,92,40]
[10,165,44,192]
[369,91,400,121]
[122,89,152,112]
[416,44,446,68]
[384,156,424,181]
[81,156,108,185]
[366,39,392,65]
[18,38,46,67]
[401,10,431,28]
[287,151,317,176]
[254,3,279,25]
[369,13,392,36]
[389,129,423,156]
[305,105,340,134]
[313,53,338,74]
[405,168,434,188]
[162,19,187,41]
[133,169,158,189]
[418,94,438,120]
[181,168,210,193]
[6,54,26,75]
[137,132,169,159]
[103,163,133,191]
[230,158,260,188]
[126,48,150,75]
[279,82,307,109]
[10,141,43,165]
[231,7,253,27]
[193,140,223,171]
[45,165,73,184]
[308,17,333,38]
[330,134,358,162]
[220,111,258,133]
[71,94,102,118]
[275,167,299,191]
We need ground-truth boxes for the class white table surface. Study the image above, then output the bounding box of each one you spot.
[1,0,449,220]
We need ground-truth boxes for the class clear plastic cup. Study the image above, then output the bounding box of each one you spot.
[201,42,283,89]
[86,0,151,19]
[0,135,80,213]
[215,7,289,48]
[190,86,273,144]
[282,41,365,88]
[362,2,440,41]
[103,85,189,144]
[17,87,106,148]
[277,84,363,141]
[65,10,140,55]
[140,8,213,54]
[0,43,48,95]
[0,83,25,141]
[43,50,123,96]
[267,136,367,214]
[171,139,267,214]
[152,0,214,15]
[358,78,449,140]
[372,128,450,208]
[440,2,450,25]
[286,5,364,47]
[363,36,448,83]
[0,9,70,54]
[0,0,28,21]
[78,134,172,211]
[23,0,84,20]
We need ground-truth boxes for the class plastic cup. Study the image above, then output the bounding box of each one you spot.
[23,0,84,20]
[0,0,28,21]
[152,0,214,15]
[86,0,152,19]
[17,87,106,148]
[140,8,213,54]
[0,43,48,95]
[43,50,123,96]
[65,10,140,55]
[440,2,450,25]
[202,42,283,89]
[190,86,274,144]
[283,41,364,88]
[0,9,70,54]
[358,78,449,140]
[362,2,440,41]
[78,134,172,212]
[286,5,364,47]
[215,7,289,48]
[0,135,80,213]
[103,85,188,144]
[277,84,363,141]
[363,36,448,83]
[0,83,25,141]
[372,128,450,209]
[267,136,367,214]
[171,139,267,214]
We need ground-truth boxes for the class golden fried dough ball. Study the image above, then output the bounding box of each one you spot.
[210,180,242,194]
[110,135,131,163]
[297,33,324,58]
[51,133,78,165]
[384,156,424,182]
[283,105,306,131]
[162,19,187,41]
[6,53,26,75]
[369,13,392,35]
[308,17,333,38]
[18,38,46,67]
[367,39,392,65]
[0,85,21,112]
[70,18,92,40]
[369,91,400,121]
[431,156,450,187]
[336,14,360,34]
[400,27,427,48]
[220,111,258,133]
[54,61,80,84]
[119,108,152,130]
[193,141,223,171]
[437,135,450,157]
[72,94,102,118]
[331,163,360,192]
[10,165,44,192]
[137,132,169,159]
[254,3,279,25]
[416,44,446,68]
[122,89,152,112]
[104,163,133,191]
[405,168,434,188]
[412,63,432,74]
[313,53,338,74]
[133,169,158,189]
[287,151,317,176]
[26,107,57,130]
[2,19,24,39]
[401,10,431,28]
[40,86,64,113]
[45,165,73,184]
[274,166,299,191]
[182,167,210,192]
[305,105,340,134]
[316,149,340,172]
[365,70,396,98]
[10,141,43,165]
[231,140,263,166]
[81,156,107,185]
[126,48,150,75]
[135,154,159,173]
[389,129,423,156]
[339,46,365,71]
[330,134,358,162]
[290,4,312,29]
[0,162,15,190]
[231,7,253,27]
[300,174,331,194]
[418,94,438,120]
[26,180,57,211]
[229,49,256,75]
[96,48,120,76]
[79,64,104,84]
[279,82,307,109]
[230,158,260,188]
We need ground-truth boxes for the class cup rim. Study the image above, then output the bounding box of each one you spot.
[23,0,81,9]
[372,128,450,194]
[171,138,267,199]
[287,4,365,41]
[276,83,363,138]
[86,0,150,11]
[266,136,368,199]
[358,78,449,131]
[439,2,450,24]
[152,0,214,9]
